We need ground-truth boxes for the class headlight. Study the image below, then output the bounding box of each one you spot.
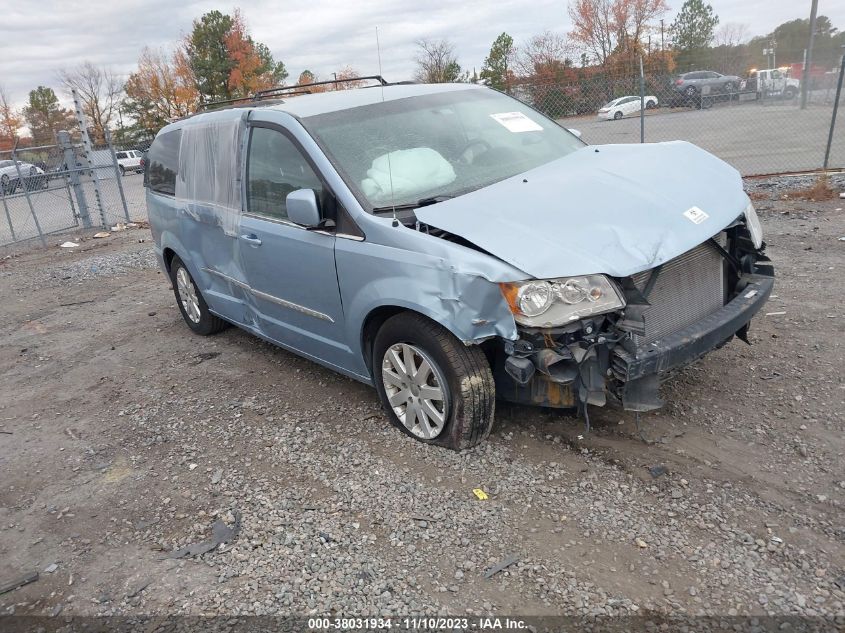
[744,201,763,249]
[500,275,626,327]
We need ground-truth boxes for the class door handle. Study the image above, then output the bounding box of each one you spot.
[239,234,262,246]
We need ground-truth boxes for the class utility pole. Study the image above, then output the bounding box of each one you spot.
[660,19,665,52]
[822,45,845,170]
[801,0,818,110]
[772,39,776,68]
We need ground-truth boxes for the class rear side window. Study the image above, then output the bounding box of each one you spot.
[146,129,181,196]
[116,152,127,160]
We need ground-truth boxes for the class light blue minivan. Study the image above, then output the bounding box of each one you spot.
[146,80,773,450]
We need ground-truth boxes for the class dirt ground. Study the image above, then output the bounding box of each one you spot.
[0,187,843,627]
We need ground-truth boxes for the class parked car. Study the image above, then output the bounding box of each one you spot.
[670,70,742,103]
[146,83,773,450]
[0,159,46,194]
[115,149,144,175]
[597,95,658,120]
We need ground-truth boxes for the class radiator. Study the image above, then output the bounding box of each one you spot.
[629,236,726,348]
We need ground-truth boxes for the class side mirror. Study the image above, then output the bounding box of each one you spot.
[567,128,583,139]
[286,188,321,227]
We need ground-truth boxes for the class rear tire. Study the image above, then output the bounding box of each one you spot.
[373,312,495,450]
[169,255,228,336]
[119,165,126,176]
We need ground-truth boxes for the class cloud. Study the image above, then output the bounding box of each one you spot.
[2,0,843,108]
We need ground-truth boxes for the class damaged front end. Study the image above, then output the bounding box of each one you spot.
[494,212,774,413]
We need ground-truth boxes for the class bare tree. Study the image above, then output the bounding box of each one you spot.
[58,62,122,144]
[516,31,574,78]
[712,22,750,75]
[714,22,749,48]
[413,39,465,83]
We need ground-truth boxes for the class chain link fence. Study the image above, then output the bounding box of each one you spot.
[505,67,844,176]
[0,133,148,247]
[2,67,843,247]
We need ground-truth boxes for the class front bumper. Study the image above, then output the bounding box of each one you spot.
[614,271,773,382]
[494,266,774,411]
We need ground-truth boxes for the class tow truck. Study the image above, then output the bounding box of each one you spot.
[741,67,800,99]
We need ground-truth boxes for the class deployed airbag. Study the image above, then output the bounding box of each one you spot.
[360,147,456,203]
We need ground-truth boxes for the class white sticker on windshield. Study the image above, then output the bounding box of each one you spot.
[683,206,709,224]
[490,112,543,133]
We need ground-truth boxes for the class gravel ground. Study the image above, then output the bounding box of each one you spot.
[0,176,843,627]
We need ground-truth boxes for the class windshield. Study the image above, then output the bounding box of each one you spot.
[302,88,584,211]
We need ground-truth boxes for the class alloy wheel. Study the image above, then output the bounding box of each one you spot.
[175,266,201,324]
[381,343,449,439]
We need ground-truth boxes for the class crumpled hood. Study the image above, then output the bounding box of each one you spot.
[416,141,747,279]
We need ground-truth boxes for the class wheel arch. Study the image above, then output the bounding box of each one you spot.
[162,246,178,273]
[361,304,469,377]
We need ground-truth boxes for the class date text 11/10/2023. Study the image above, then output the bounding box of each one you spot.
[307,616,529,630]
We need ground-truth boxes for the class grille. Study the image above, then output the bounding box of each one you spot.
[630,236,726,348]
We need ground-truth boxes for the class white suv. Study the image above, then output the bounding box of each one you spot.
[115,150,144,176]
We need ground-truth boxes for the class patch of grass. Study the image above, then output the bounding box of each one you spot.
[782,174,838,202]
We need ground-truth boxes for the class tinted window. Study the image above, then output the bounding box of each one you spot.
[247,127,323,221]
[146,129,181,196]
[116,152,127,159]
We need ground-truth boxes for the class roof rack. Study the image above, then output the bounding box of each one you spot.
[195,76,389,113]
[253,75,388,99]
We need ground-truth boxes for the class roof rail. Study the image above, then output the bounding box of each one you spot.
[193,76,389,114]
[195,90,315,113]
[196,96,254,112]
[253,75,388,99]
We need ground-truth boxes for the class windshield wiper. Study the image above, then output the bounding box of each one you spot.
[371,195,454,215]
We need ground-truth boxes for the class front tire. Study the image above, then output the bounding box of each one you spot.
[613,110,623,120]
[169,256,227,336]
[119,165,126,176]
[373,313,495,450]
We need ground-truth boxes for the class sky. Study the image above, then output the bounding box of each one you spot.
[2,0,844,109]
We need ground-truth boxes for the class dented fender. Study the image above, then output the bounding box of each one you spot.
[335,230,524,378]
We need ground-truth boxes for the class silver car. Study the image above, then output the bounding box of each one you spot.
[671,70,742,101]
[0,159,45,194]
[146,82,773,450]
